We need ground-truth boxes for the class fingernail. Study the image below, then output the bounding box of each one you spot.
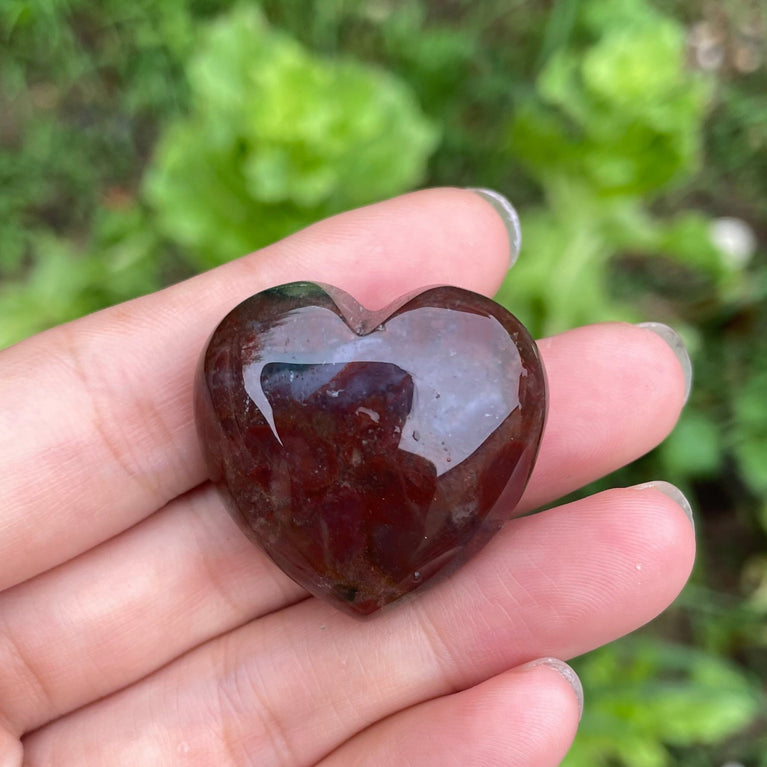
[467,187,522,269]
[636,322,693,404]
[520,657,584,720]
[634,480,695,530]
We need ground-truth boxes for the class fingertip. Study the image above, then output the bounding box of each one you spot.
[633,481,695,531]
[607,484,697,604]
[525,322,690,509]
[635,322,692,404]
[466,187,522,268]
[626,483,697,586]
[516,658,583,721]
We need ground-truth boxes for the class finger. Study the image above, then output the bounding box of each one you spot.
[0,188,512,590]
[519,321,689,511]
[318,662,581,767]
[0,322,685,734]
[0,726,22,767]
[0,485,305,736]
[23,486,694,764]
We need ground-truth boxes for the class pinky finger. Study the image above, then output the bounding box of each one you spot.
[318,659,583,767]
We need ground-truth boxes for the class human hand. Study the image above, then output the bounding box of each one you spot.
[0,189,695,766]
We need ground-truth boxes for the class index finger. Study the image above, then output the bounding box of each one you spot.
[0,188,512,590]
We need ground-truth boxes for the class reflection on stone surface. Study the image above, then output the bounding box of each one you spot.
[195,282,547,616]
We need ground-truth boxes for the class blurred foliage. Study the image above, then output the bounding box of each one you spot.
[497,0,722,333]
[145,5,438,268]
[2,0,767,763]
[567,639,764,767]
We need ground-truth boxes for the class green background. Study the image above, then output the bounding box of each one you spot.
[2,0,766,763]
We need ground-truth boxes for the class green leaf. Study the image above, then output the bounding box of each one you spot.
[732,369,767,496]
[659,410,722,480]
[564,638,763,767]
[144,5,439,269]
[511,0,711,197]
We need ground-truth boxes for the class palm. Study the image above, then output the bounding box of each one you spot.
[0,189,694,767]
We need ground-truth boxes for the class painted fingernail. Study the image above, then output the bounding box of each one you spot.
[636,322,692,404]
[467,187,522,269]
[635,480,695,530]
[521,657,584,720]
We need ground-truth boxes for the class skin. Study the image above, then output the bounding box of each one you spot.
[0,188,695,767]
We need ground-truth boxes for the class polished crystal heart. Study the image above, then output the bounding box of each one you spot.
[195,282,547,616]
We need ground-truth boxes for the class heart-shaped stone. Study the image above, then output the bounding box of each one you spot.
[195,282,547,616]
